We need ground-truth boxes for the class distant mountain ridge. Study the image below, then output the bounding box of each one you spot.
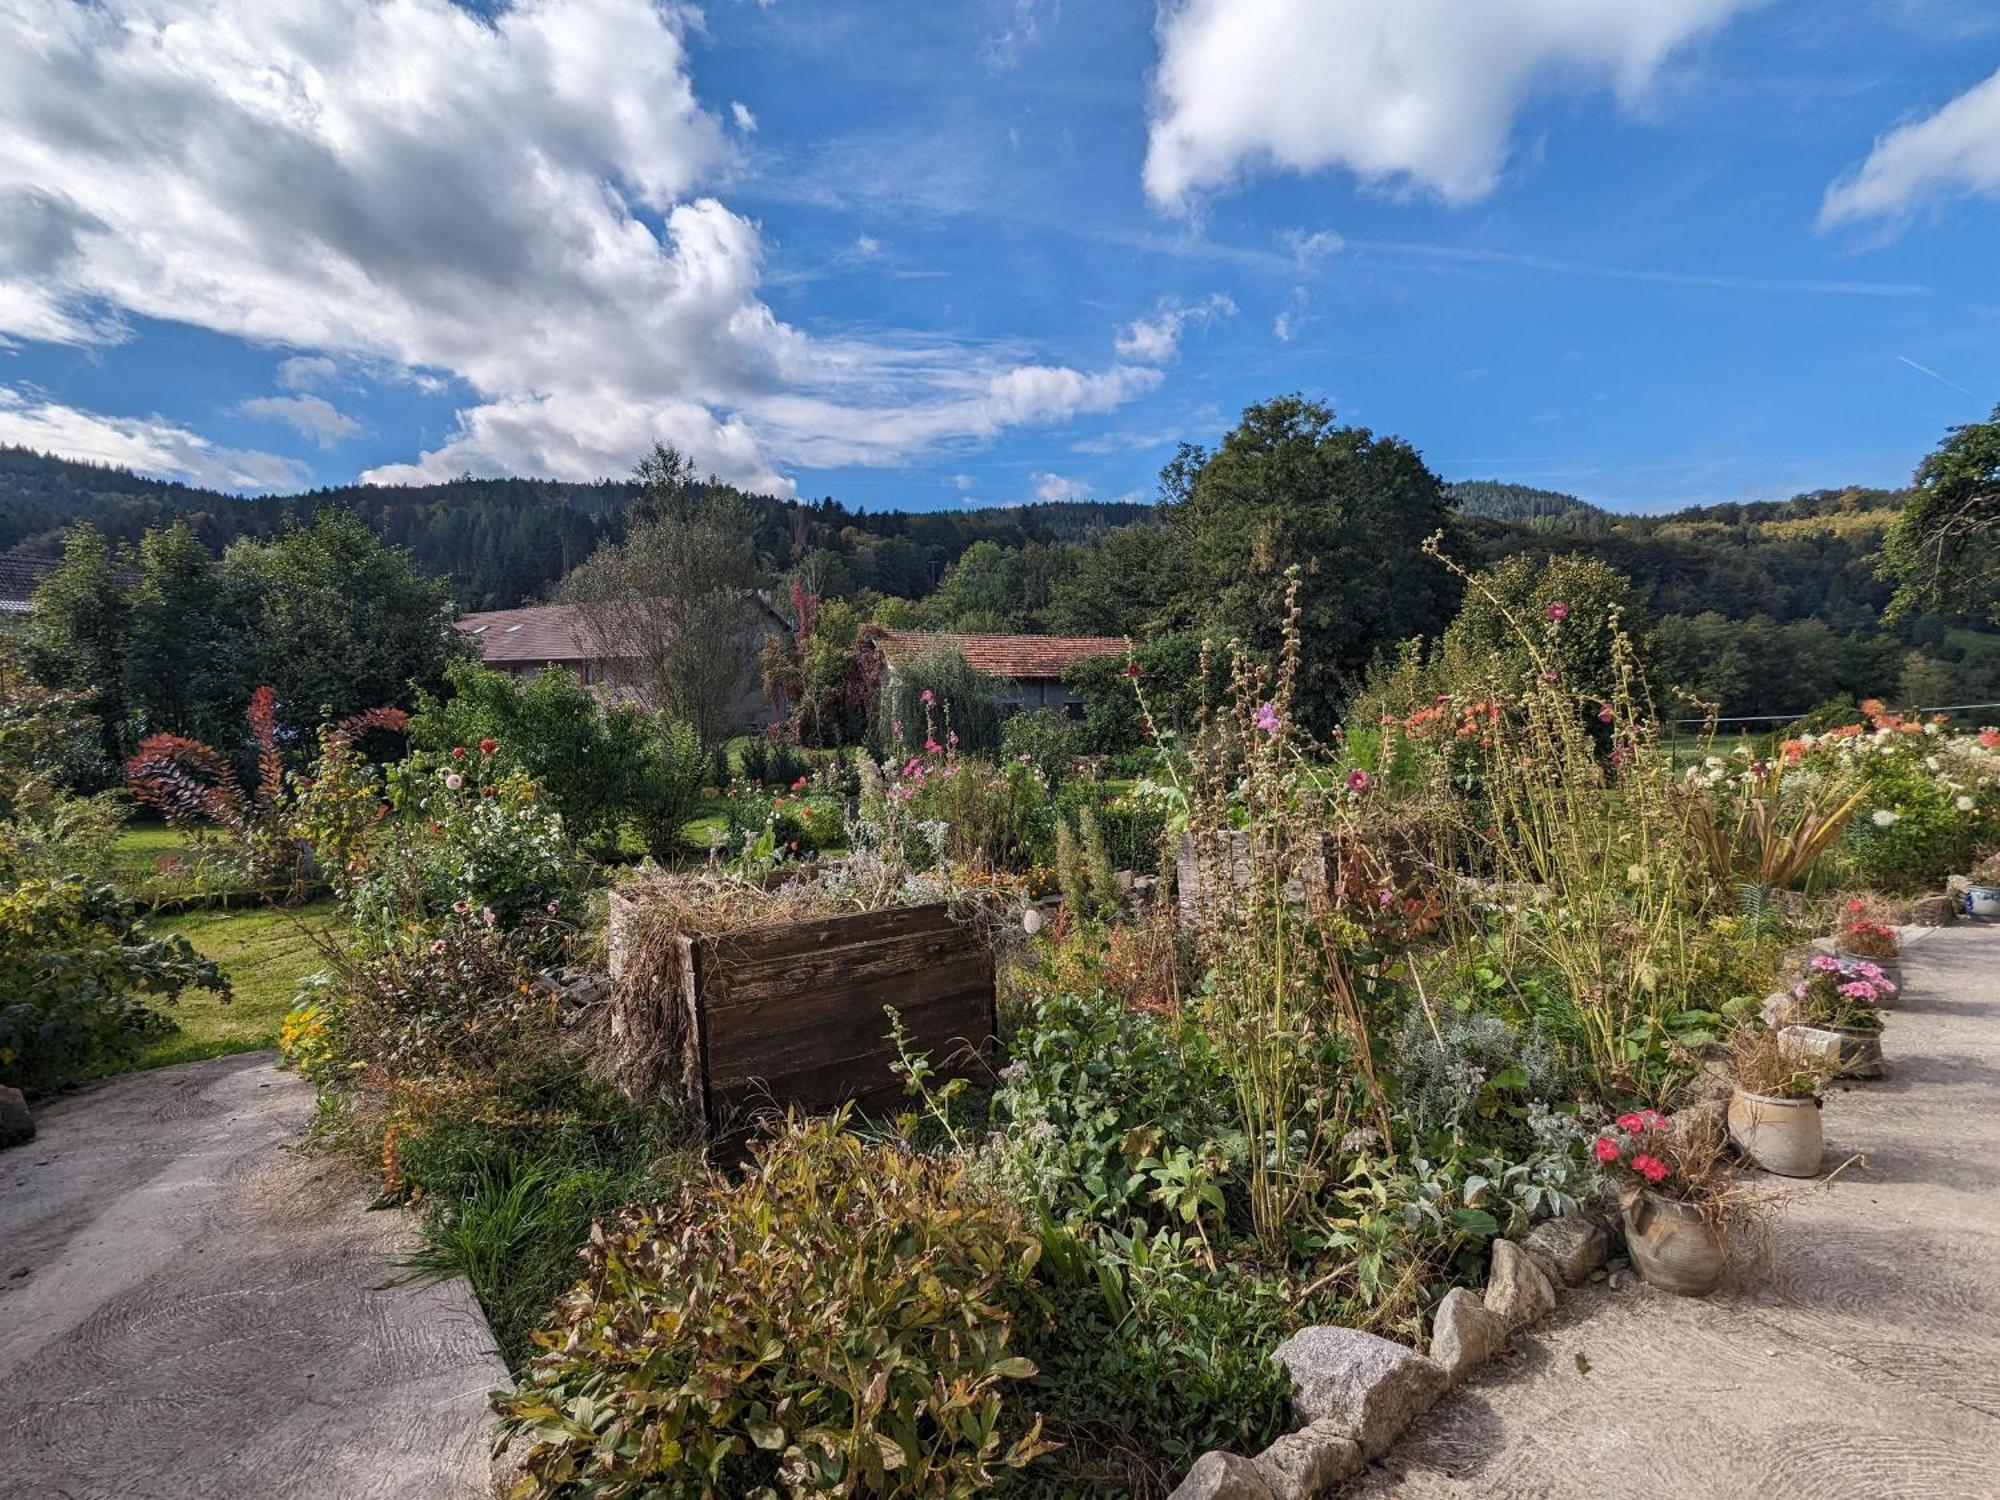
[0,446,1154,610]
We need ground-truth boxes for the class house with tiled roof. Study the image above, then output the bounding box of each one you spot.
[455,593,792,727]
[861,627,1127,715]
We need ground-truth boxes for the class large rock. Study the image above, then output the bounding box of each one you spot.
[1522,1213,1610,1286]
[1253,1420,1363,1499]
[1428,1286,1508,1382]
[1268,1326,1447,1459]
[1171,1451,1276,1500]
[1910,894,1957,927]
[1484,1239,1557,1331]
[0,1085,33,1149]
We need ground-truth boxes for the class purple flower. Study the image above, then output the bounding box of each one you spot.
[1547,601,1570,621]
[1347,768,1371,792]
[1253,701,1281,735]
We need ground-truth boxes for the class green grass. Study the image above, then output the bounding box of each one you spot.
[107,822,270,907]
[135,900,342,1069]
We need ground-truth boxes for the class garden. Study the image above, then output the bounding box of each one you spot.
[5,543,1999,1500]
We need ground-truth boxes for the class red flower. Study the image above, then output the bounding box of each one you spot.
[1346,768,1371,792]
[1546,601,1569,621]
[1597,705,1615,723]
[1593,1137,1621,1163]
[450,745,467,760]
[1632,1154,1670,1184]
[1123,662,1143,678]
[478,737,498,754]
[1616,1111,1645,1132]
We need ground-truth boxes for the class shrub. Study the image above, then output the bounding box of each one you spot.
[0,877,228,1093]
[1000,709,1084,785]
[495,1114,1052,1498]
[878,645,1003,756]
[408,659,700,851]
[901,754,1047,873]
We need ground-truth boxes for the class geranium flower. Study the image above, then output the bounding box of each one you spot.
[1632,1154,1670,1183]
[1616,1111,1645,1132]
[1253,701,1281,735]
[450,745,467,760]
[1546,601,1569,621]
[1593,1137,1621,1163]
[478,738,498,754]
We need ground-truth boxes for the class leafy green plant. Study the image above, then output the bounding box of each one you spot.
[0,876,229,1093]
[496,1113,1053,1499]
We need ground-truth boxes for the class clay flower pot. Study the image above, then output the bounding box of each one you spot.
[1727,1089,1824,1178]
[1780,1023,1885,1080]
[1620,1189,1724,1296]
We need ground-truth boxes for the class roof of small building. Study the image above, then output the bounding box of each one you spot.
[865,628,1127,681]
[454,602,601,663]
[0,553,58,613]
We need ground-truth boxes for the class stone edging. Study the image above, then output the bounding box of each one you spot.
[1170,1211,1614,1499]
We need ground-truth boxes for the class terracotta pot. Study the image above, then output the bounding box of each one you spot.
[1780,1023,1886,1080]
[1727,1089,1823,1177]
[1834,949,1902,997]
[1620,1189,1724,1296]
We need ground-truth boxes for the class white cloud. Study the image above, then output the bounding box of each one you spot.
[0,386,307,490]
[1143,0,1755,209]
[731,100,759,133]
[1115,292,1236,363]
[277,355,339,391]
[948,473,976,490]
[0,0,1152,494]
[1272,286,1309,342]
[239,393,362,448]
[1031,471,1092,503]
[1820,66,2000,229]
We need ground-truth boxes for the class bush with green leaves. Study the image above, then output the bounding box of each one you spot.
[495,1113,1052,1498]
[408,660,701,854]
[1000,709,1084,785]
[0,876,228,1093]
[878,644,1004,756]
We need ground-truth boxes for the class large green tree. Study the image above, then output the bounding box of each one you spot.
[1882,404,2000,624]
[221,510,460,730]
[1161,396,1462,729]
[122,521,257,749]
[25,524,128,767]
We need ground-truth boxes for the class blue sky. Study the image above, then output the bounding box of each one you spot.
[1,0,1996,512]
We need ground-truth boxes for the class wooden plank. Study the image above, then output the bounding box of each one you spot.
[704,980,992,1088]
[701,925,977,1010]
[701,946,990,1038]
[710,1008,999,1121]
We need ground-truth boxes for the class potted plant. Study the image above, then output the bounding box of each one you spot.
[1779,955,1891,1080]
[1726,1026,1837,1178]
[1833,899,1902,993]
[1593,1109,1732,1296]
[1969,853,2000,922]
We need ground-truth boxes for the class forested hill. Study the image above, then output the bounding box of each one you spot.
[0,447,1152,611]
[1447,479,1606,530]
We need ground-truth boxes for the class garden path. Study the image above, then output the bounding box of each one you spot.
[1356,923,2000,1499]
[0,1051,506,1499]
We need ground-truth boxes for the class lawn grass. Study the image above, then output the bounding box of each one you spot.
[134,900,342,1069]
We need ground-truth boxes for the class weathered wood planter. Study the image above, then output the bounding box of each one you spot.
[607,892,998,1136]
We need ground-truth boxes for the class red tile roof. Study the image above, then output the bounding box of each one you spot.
[867,628,1127,681]
[455,603,605,664]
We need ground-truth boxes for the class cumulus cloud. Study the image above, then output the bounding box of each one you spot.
[0,387,308,490]
[0,0,1151,493]
[731,101,758,133]
[1142,0,1754,209]
[239,394,362,448]
[1031,471,1091,503]
[277,355,339,391]
[1820,66,2000,229]
[1115,293,1237,363]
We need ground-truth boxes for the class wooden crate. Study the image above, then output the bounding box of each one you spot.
[614,897,997,1135]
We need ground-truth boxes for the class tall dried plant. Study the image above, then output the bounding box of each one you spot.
[1179,572,1384,1251]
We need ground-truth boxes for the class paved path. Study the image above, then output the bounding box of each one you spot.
[1357,923,2000,1499]
[0,1052,507,1500]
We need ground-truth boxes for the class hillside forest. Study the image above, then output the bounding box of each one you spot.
[4,395,1997,754]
